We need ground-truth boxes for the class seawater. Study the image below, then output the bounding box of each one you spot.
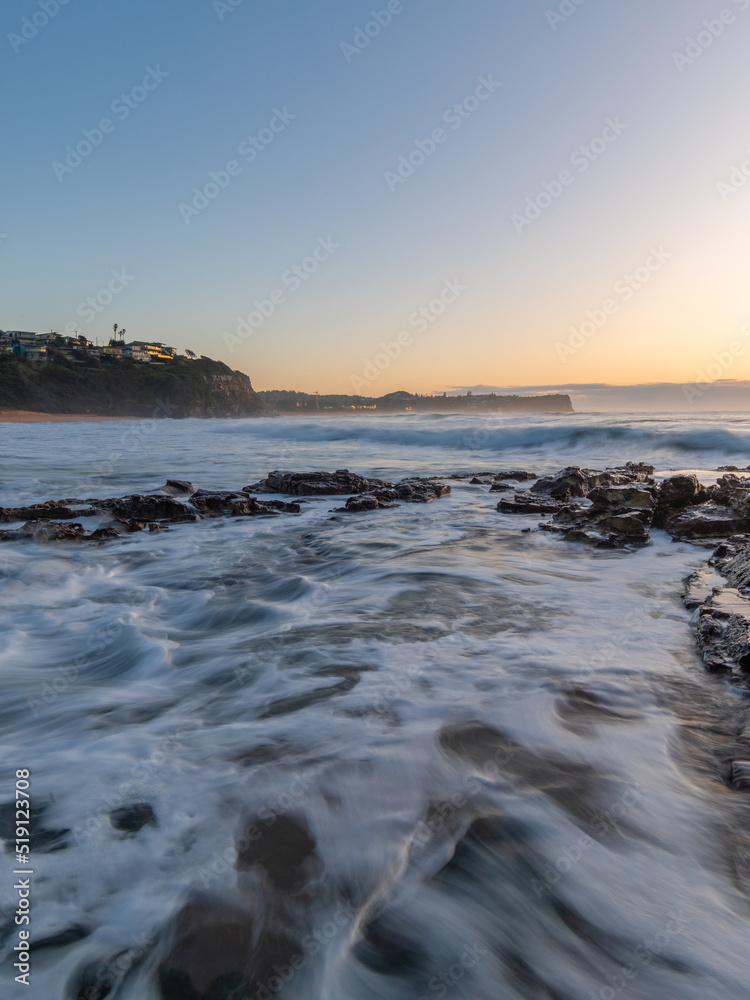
[1,412,750,999]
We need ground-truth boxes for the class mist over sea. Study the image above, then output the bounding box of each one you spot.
[3,412,750,999]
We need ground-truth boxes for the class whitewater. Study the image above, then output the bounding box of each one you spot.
[2,412,750,1000]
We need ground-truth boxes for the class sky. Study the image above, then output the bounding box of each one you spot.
[2,0,750,398]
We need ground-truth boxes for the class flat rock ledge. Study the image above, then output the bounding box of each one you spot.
[0,471,451,544]
[685,534,750,684]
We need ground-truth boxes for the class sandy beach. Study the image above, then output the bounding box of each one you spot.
[0,409,126,423]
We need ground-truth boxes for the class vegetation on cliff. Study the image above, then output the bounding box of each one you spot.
[0,353,267,418]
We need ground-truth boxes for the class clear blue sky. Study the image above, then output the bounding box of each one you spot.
[2,0,749,392]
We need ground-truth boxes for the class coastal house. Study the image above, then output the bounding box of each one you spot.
[1,329,183,365]
[1,330,48,361]
[124,341,176,362]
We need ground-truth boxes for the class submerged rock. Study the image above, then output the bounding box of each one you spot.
[160,479,195,497]
[157,901,298,1000]
[110,803,157,834]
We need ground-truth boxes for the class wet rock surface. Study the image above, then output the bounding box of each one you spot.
[244,469,391,495]
[335,478,450,512]
[501,466,750,550]
[687,534,750,682]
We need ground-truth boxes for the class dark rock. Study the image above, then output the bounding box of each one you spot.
[230,497,301,517]
[390,479,450,503]
[190,490,247,515]
[687,537,750,680]
[493,470,540,481]
[489,483,512,492]
[652,474,706,527]
[0,503,96,523]
[236,814,320,894]
[666,502,750,540]
[588,486,655,512]
[470,477,491,485]
[530,466,598,500]
[540,496,652,549]
[499,493,565,515]
[561,521,649,550]
[710,533,750,587]
[710,474,750,512]
[531,464,655,503]
[161,480,195,497]
[88,526,122,541]
[335,478,448,512]
[243,469,390,496]
[110,803,157,834]
[97,495,197,523]
[695,589,750,673]
[0,521,88,543]
[338,495,400,513]
[157,901,297,1000]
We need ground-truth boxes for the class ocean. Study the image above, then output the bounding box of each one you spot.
[2,412,750,999]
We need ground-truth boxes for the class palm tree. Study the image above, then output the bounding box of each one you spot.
[185,349,196,359]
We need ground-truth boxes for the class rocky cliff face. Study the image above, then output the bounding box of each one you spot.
[0,354,268,418]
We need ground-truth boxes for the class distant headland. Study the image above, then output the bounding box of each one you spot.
[258,389,574,414]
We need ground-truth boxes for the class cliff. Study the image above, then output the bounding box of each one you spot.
[0,353,267,418]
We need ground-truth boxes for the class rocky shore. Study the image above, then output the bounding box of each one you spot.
[6,461,750,695]
[0,470,451,543]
